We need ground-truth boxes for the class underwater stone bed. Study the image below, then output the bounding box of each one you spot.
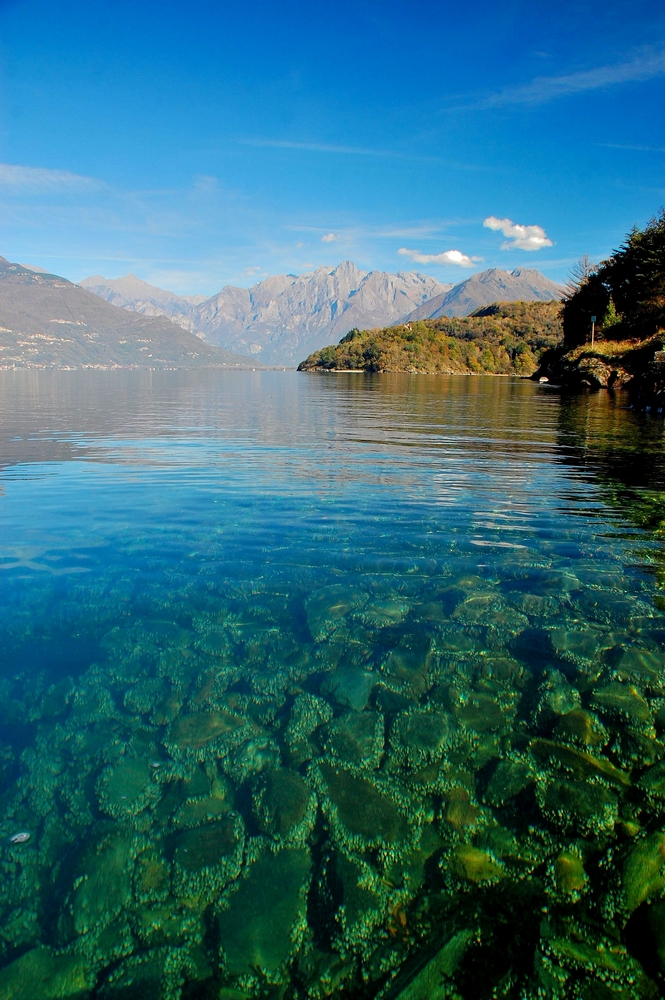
[2,559,665,999]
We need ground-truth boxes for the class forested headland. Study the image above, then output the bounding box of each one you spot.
[298,301,562,376]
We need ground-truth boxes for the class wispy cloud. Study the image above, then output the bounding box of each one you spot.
[237,138,484,171]
[321,232,337,243]
[483,216,553,251]
[0,163,103,192]
[464,49,665,109]
[240,137,425,159]
[398,247,480,267]
[599,142,665,153]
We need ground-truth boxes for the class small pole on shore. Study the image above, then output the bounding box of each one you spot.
[590,315,596,347]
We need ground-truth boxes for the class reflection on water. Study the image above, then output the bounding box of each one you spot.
[1,371,665,998]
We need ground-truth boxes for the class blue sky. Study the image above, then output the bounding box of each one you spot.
[0,0,663,294]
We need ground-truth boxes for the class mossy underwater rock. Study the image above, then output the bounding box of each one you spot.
[218,846,311,977]
[539,777,618,834]
[389,709,449,768]
[315,762,409,849]
[97,755,159,820]
[165,708,251,758]
[254,768,316,841]
[449,844,504,884]
[321,669,377,712]
[322,710,384,769]
[623,832,665,913]
[553,850,588,896]
[306,583,365,641]
[0,946,91,1000]
[72,830,135,936]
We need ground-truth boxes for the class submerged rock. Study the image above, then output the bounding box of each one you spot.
[323,711,384,769]
[321,669,377,712]
[255,768,316,841]
[306,584,364,641]
[390,709,449,768]
[623,832,665,913]
[316,762,409,848]
[553,850,588,896]
[0,947,90,1000]
[392,930,473,1000]
[218,847,311,976]
[484,757,536,807]
[449,844,503,884]
[72,830,135,935]
[167,709,247,751]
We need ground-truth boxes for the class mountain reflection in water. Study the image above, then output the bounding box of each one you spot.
[1,370,665,999]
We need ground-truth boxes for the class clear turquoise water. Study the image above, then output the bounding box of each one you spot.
[1,370,665,999]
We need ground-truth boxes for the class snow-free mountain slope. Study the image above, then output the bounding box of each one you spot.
[0,259,258,369]
[80,273,206,325]
[81,262,450,367]
[79,263,562,367]
[404,268,563,322]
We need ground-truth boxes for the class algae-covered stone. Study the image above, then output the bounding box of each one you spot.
[317,762,409,848]
[322,711,384,769]
[98,947,182,998]
[638,760,665,798]
[554,851,588,895]
[530,738,631,788]
[623,832,665,912]
[173,792,231,829]
[72,830,134,935]
[444,788,479,832]
[168,708,247,752]
[97,756,157,819]
[615,647,664,683]
[540,778,618,834]
[306,583,363,641]
[592,681,652,726]
[325,851,387,952]
[454,692,507,733]
[255,768,316,840]
[549,628,604,665]
[484,757,536,807]
[393,930,473,1000]
[284,693,333,747]
[218,847,311,976]
[321,669,376,712]
[449,844,503,884]
[0,947,90,1000]
[171,815,243,873]
[390,709,449,767]
[554,708,607,747]
[359,598,410,628]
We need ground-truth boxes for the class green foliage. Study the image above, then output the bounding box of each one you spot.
[297,301,562,374]
[563,209,665,347]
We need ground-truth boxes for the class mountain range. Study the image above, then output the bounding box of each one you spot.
[0,258,259,370]
[81,263,562,367]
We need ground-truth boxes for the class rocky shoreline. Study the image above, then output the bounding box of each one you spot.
[534,335,665,412]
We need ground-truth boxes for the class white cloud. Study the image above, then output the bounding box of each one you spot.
[483,216,553,251]
[398,247,479,267]
[471,49,665,109]
[0,163,102,192]
[321,232,337,243]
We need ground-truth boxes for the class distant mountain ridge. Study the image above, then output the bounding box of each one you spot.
[0,258,259,370]
[80,273,206,324]
[81,262,562,367]
[82,263,451,367]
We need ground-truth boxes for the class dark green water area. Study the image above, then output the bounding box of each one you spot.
[3,371,665,1000]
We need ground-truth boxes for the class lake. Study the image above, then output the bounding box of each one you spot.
[1,370,665,999]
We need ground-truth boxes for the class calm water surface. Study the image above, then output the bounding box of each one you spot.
[1,371,665,999]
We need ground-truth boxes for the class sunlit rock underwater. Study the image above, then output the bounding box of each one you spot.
[2,370,665,996]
